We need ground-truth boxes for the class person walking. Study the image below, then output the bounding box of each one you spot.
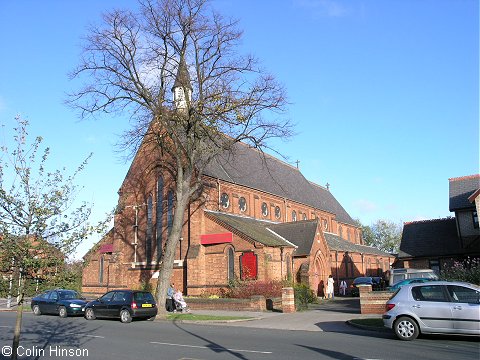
[326,275,335,299]
[339,280,347,296]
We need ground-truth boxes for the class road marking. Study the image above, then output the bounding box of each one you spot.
[0,326,11,328]
[150,341,272,354]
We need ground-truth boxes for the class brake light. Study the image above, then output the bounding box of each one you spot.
[386,303,395,311]
[131,302,138,309]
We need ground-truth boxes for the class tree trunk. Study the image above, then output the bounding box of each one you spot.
[11,276,24,360]
[155,176,191,319]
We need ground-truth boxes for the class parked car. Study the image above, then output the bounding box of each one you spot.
[31,289,87,318]
[389,278,438,292]
[383,281,480,340]
[84,290,157,323]
[350,277,374,297]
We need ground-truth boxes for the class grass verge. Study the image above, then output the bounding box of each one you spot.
[167,313,253,321]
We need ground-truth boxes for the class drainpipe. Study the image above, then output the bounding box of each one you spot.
[217,179,221,211]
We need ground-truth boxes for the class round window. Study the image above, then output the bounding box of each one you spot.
[261,202,268,217]
[292,210,297,221]
[239,197,247,212]
[220,193,230,208]
[274,206,281,219]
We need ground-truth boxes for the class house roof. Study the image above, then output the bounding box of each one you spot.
[397,218,462,258]
[204,211,295,248]
[204,141,356,226]
[323,232,392,256]
[269,220,319,256]
[449,174,480,211]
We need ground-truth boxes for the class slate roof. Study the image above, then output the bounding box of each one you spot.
[323,232,392,256]
[449,175,480,211]
[204,211,295,248]
[397,218,462,258]
[269,220,318,256]
[173,57,192,90]
[203,141,356,226]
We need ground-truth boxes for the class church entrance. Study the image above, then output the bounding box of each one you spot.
[312,252,328,297]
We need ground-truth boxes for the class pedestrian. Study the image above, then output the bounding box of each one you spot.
[317,280,325,299]
[326,275,335,299]
[166,283,175,312]
[339,280,347,296]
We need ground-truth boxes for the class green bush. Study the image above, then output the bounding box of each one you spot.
[294,283,316,309]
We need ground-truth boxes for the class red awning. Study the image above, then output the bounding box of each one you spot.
[200,232,233,245]
[99,244,114,253]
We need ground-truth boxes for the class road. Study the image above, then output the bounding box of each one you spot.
[0,312,478,360]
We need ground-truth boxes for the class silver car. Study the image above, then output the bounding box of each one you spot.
[383,281,480,340]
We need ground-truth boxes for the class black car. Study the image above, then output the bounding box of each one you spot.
[31,289,87,318]
[350,277,374,297]
[84,290,157,323]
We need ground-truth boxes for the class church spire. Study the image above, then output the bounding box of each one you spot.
[172,56,192,111]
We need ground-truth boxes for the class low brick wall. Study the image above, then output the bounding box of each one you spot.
[187,295,267,311]
[359,285,393,314]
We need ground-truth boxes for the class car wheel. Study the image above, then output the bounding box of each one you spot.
[32,305,42,316]
[394,316,419,341]
[120,309,132,323]
[59,306,68,318]
[85,308,96,320]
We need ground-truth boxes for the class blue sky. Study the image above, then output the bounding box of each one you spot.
[0,0,478,259]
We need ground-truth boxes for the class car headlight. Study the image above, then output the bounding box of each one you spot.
[70,304,82,308]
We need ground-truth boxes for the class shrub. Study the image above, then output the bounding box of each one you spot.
[440,257,480,285]
[221,279,283,299]
[294,283,316,309]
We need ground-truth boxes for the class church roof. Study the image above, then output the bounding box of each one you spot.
[269,220,318,256]
[398,218,464,258]
[205,211,295,248]
[204,142,356,226]
[449,174,480,211]
[324,232,392,257]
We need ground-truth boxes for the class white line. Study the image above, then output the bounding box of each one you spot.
[150,341,272,354]
[0,326,11,328]
[44,330,104,339]
[84,335,105,338]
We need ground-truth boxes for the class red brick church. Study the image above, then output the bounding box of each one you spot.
[82,65,394,298]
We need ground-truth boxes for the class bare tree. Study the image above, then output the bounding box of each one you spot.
[68,0,292,317]
[0,117,108,360]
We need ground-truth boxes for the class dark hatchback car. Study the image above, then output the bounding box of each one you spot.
[31,289,87,318]
[350,277,374,297]
[84,290,157,323]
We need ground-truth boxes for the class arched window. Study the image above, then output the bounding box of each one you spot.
[261,202,268,217]
[238,196,247,212]
[274,206,281,219]
[228,248,235,282]
[220,193,230,209]
[156,176,164,261]
[167,189,174,234]
[292,210,297,221]
[99,256,104,284]
[146,194,153,264]
[339,225,343,238]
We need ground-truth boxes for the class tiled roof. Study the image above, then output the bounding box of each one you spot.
[204,142,356,226]
[204,211,295,248]
[269,220,318,256]
[323,232,392,256]
[398,218,462,258]
[449,174,480,211]
[173,57,192,90]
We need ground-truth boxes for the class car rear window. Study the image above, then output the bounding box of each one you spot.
[134,292,155,302]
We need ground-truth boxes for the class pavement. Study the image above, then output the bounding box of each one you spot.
[185,297,384,332]
[0,296,384,333]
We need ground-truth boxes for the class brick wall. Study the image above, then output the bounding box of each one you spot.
[359,285,393,314]
[187,295,267,311]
